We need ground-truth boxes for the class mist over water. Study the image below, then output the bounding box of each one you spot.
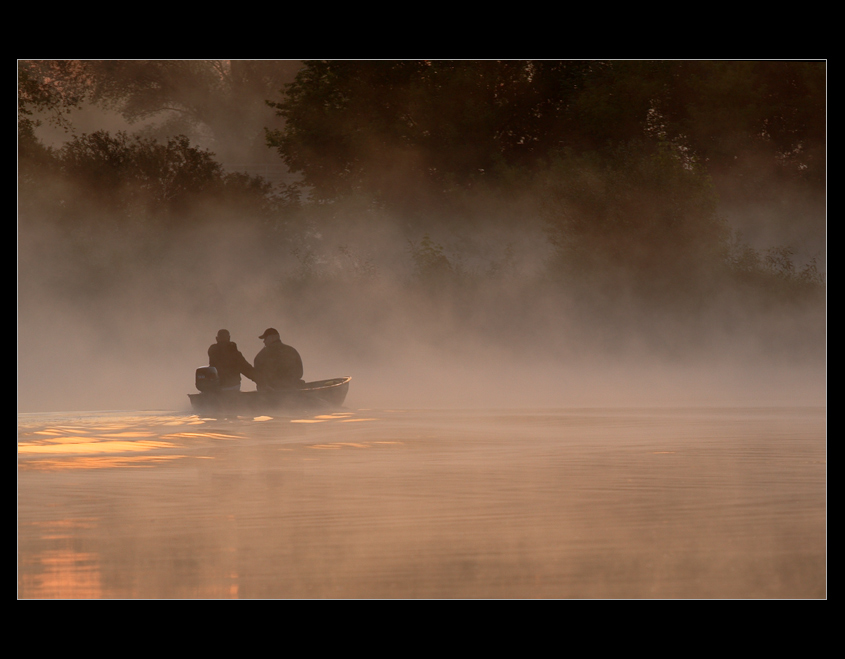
[18,203,826,414]
[18,61,826,598]
[17,61,825,415]
[18,406,826,598]
[17,210,825,414]
[18,169,825,415]
[17,206,826,600]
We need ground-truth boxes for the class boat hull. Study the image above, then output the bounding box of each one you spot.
[188,377,350,416]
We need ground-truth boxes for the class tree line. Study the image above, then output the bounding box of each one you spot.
[18,60,825,308]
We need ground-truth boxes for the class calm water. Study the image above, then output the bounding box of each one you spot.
[18,406,826,599]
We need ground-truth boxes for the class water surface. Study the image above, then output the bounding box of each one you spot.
[18,406,826,598]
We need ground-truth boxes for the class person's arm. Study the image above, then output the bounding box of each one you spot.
[238,351,258,382]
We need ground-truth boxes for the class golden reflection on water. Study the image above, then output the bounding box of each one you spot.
[160,432,242,440]
[292,412,361,424]
[17,408,390,598]
[18,407,826,599]
[19,440,176,454]
[25,455,188,471]
[17,413,232,471]
[19,520,103,599]
[23,549,103,599]
[17,410,385,472]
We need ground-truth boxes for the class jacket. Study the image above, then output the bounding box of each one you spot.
[208,341,256,388]
[254,339,304,390]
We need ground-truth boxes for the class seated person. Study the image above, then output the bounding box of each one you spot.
[254,327,305,391]
[208,329,257,391]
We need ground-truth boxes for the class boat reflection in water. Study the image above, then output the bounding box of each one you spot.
[18,406,826,599]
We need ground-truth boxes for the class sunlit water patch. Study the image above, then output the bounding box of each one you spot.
[18,407,825,598]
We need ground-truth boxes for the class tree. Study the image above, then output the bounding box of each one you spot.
[266,60,599,210]
[18,60,90,136]
[653,61,826,196]
[27,130,279,232]
[18,60,91,178]
[541,139,727,299]
[267,60,825,203]
[19,60,303,163]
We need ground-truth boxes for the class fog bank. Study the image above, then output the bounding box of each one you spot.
[17,215,825,413]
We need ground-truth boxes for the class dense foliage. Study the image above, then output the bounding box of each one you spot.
[19,60,301,163]
[19,60,825,340]
[263,60,825,298]
[20,130,283,229]
[267,61,825,206]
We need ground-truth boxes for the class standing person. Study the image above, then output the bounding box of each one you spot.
[208,329,257,391]
[254,327,305,391]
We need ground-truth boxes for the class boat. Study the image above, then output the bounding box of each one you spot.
[188,367,351,416]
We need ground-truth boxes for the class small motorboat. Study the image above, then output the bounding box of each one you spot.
[188,367,350,416]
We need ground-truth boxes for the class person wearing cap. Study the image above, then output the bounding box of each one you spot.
[254,327,305,391]
[208,329,257,391]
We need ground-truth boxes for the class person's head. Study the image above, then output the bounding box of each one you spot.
[216,329,231,343]
[259,327,280,345]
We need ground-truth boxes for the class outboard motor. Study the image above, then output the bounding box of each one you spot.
[195,366,220,393]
